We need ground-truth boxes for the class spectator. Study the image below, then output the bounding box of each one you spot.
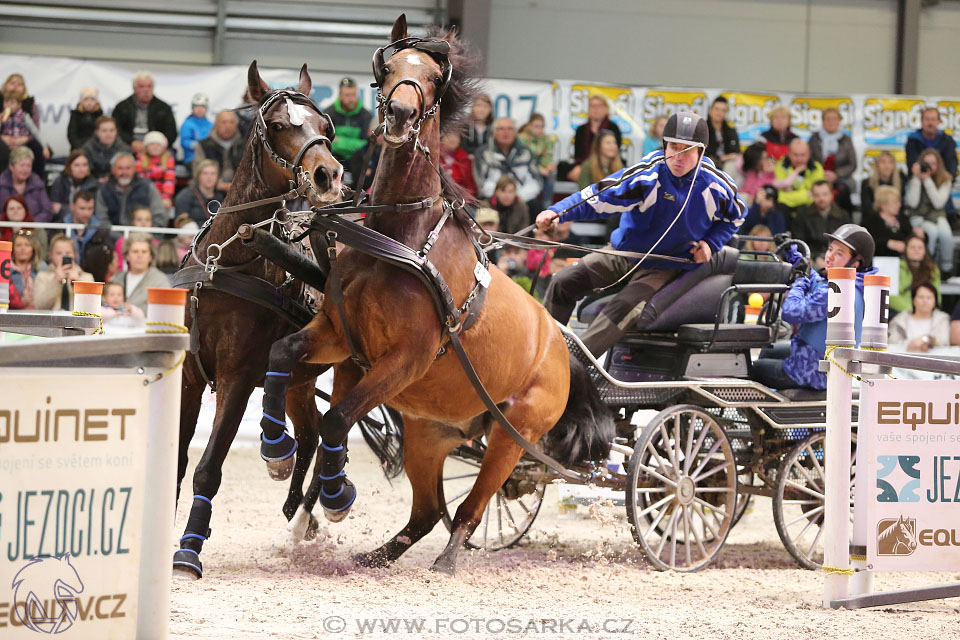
[171,213,199,262]
[113,205,157,270]
[462,94,493,156]
[742,184,787,236]
[33,234,94,311]
[100,280,144,329]
[67,87,103,151]
[193,110,244,193]
[744,224,774,257]
[94,152,166,227]
[155,239,180,275]
[760,105,798,161]
[773,138,824,212]
[951,300,960,345]
[1,89,48,175]
[475,117,541,204]
[49,151,98,219]
[236,89,255,141]
[61,190,102,263]
[439,130,477,196]
[791,180,850,262]
[480,175,529,235]
[83,241,117,284]
[905,147,954,275]
[861,185,914,257]
[808,108,856,212]
[860,150,905,216]
[174,159,224,225]
[0,147,53,222]
[705,97,741,174]
[1,74,39,128]
[328,77,373,165]
[518,113,557,202]
[8,229,43,309]
[180,93,213,165]
[888,282,950,351]
[642,116,668,157]
[890,235,940,313]
[577,129,623,190]
[1,195,47,260]
[110,233,170,313]
[567,95,622,182]
[739,142,777,203]
[905,107,957,180]
[112,71,178,153]
[347,129,382,192]
[136,131,176,209]
[82,116,131,180]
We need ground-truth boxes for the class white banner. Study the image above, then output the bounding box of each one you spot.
[0,372,148,638]
[860,379,960,572]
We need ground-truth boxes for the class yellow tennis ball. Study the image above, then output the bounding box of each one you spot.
[748,293,764,308]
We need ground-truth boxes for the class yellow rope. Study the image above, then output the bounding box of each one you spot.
[821,565,856,576]
[824,345,896,383]
[849,554,867,562]
[145,321,189,383]
[71,310,103,335]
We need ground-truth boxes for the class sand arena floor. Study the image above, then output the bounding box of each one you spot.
[170,444,960,640]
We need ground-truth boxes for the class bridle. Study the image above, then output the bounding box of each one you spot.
[371,36,452,143]
[252,89,336,186]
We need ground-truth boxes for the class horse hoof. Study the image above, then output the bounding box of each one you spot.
[430,561,456,577]
[172,550,203,580]
[353,551,390,569]
[305,513,320,541]
[288,506,313,543]
[172,566,201,581]
[265,457,295,482]
[320,478,356,523]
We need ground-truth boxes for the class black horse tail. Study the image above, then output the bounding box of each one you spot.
[357,405,405,481]
[541,353,615,467]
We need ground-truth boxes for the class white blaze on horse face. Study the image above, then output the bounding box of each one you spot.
[285,98,308,127]
[405,53,425,66]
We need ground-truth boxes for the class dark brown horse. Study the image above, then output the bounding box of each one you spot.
[172,62,343,580]
[264,16,613,574]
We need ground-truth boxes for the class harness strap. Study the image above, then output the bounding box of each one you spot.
[324,231,372,372]
[215,182,310,215]
[187,282,217,392]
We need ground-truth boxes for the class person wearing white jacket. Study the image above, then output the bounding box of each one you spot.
[905,147,954,274]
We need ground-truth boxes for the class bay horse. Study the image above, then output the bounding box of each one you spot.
[171,62,345,580]
[263,16,614,574]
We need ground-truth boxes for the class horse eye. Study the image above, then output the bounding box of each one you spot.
[271,122,284,132]
[433,76,443,86]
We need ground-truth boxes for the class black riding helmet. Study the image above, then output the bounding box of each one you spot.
[824,224,875,271]
[661,111,709,157]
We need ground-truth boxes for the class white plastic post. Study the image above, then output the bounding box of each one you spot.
[138,287,187,639]
[72,281,103,334]
[823,267,856,608]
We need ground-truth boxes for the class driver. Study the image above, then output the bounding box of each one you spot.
[752,224,878,390]
[535,111,746,357]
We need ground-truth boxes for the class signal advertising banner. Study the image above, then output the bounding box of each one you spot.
[860,379,960,572]
[0,373,148,638]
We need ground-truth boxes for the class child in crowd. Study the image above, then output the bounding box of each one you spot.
[113,206,157,270]
[100,280,144,328]
[439,131,477,196]
[172,213,199,262]
[180,93,213,165]
[67,87,103,151]
[136,131,176,209]
[1,90,48,173]
[518,113,557,202]
[480,175,529,235]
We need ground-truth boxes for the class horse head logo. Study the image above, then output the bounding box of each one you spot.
[11,554,85,634]
[876,515,918,556]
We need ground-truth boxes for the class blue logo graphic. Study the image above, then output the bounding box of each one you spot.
[876,455,922,503]
[11,554,85,634]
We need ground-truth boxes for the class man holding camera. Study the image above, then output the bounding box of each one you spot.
[906,107,957,178]
[33,234,94,311]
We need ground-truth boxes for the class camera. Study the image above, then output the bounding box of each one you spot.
[62,255,73,267]
[919,161,931,173]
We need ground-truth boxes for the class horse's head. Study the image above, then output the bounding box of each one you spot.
[374,15,454,147]
[897,515,918,549]
[247,61,342,204]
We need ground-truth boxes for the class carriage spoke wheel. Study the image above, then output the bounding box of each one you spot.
[773,432,856,570]
[626,405,738,571]
[439,438,546,551]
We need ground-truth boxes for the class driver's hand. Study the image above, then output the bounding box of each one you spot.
[690,240,712,263]
[783,244,805,267]
[535,210,558,233]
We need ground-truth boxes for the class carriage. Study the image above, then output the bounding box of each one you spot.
[439,237,857,572]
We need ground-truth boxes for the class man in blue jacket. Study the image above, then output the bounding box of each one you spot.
[536,111,746,357]
[752,224,877,390]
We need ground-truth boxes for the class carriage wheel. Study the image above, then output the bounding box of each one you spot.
[772,432,856,570]
[439,438,547,551]
[626,405,738,571]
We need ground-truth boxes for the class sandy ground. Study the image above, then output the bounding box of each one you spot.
[170,444,960,640]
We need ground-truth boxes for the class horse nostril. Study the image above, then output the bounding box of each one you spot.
[314,166,336,191]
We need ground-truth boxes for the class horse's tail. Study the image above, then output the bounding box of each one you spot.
[541,353,615,467]
[357,406,405,480]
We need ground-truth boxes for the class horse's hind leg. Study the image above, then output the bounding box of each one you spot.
[354,417,459,568]
[281,380,321,541]
[177,356,207,504]
[173,376,257,581]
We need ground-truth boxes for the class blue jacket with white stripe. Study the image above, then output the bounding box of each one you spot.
[549,151,746,269]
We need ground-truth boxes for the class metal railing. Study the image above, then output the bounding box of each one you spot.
[0,220,196,239]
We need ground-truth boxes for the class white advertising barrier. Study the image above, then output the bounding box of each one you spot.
[859,379,960,572]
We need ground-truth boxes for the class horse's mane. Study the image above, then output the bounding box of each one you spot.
[425,26,482,137]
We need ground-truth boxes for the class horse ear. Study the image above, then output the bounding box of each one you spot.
[247,60,269,103]
[390,13,408,42]
[297,64,312,96]
[444,26,458,42]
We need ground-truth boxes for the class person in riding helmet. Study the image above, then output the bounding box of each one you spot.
[535,111,746,357]
[752,224,878,390]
